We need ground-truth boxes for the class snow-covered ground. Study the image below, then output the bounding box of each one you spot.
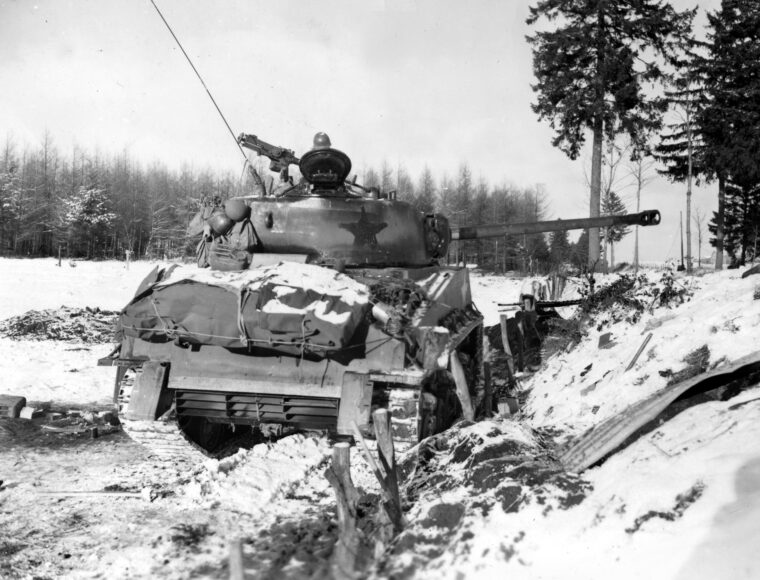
[0,258,759,579]
[413,268,760,580]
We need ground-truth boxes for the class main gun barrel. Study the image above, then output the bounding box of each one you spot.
[451,210,661,241]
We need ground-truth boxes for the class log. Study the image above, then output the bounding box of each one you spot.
[450,352,475,421]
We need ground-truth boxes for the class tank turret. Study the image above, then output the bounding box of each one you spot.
[231,133,661,270]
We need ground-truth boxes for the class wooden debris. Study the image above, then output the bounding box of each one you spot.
[560,350,760,473]
[598,332,615,349]
[350,422,388,488]
[449,352,475,421]
[372,409,403,532]
[497,396,519,417]
[350,419,404,532]
[625,333,653,372]
[483,362,493,417]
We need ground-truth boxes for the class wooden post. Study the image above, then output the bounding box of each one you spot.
[450,352,475,421]
[483,362,493,417]
[332,442,359,507]
[499,314,516,378]
[350,421,403,533]
[372,409,403,532]
[325,442,360,579]
[228,539,244,580]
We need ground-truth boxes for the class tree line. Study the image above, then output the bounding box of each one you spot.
[0,133,593,273]
[0,134,243,261]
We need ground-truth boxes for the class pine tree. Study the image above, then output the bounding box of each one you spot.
[395,165,415,202]
[698,0,760,269]
[549,229,571,268]
[380,160,394,194]
[601,189,630,268]
[572,230,590,268]
[655,46,705,273]
[62,185,116,258]
[709,180,760,266]
[0,137,22,253]
[362,167,380,190]
[527,0,695,268]
[414,166,436,214]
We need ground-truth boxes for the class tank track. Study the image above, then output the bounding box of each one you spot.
[118,367,220,464]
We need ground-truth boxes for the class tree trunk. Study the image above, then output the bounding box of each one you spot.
[716,175,725,270]
[686,121,693,273]
[634,179,641,273]
[589,119,603,269]
[610,240,615,269]
[589,5,605,271]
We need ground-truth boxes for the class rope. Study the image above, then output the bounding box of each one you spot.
[149,296,177,339]
[119,324,393,353]
[236,287,250,345]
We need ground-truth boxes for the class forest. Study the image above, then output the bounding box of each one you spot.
[0,133,590,273]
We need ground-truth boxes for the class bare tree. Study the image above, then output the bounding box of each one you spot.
[628,154,657,272]
[584,137,630,272]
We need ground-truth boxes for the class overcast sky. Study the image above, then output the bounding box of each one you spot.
[0,0,721,263]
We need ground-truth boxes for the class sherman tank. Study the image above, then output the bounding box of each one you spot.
[99,133,661,460]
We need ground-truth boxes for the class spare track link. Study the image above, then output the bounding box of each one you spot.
[118,367,211,464]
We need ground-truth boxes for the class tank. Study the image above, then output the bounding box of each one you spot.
[99,133,661,460]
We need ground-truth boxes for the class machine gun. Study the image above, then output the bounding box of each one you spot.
[237,133,300,173]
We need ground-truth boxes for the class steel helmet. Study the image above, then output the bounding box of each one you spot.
[313,132,332,149]
[208,213,234,236]
[224,198,250,222]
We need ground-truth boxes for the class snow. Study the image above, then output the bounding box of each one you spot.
[525,269,760,433]
[158,261,370,308]
[0,258,759,579]
[0,257,157,405]
[0,257,156,320]
[183,434,331,515]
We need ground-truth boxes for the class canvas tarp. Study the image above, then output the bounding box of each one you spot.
[119,262,371,356]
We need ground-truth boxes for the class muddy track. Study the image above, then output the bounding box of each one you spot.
[0,419,348,580]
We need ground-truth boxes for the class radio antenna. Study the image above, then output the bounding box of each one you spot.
[149,0,250,165]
